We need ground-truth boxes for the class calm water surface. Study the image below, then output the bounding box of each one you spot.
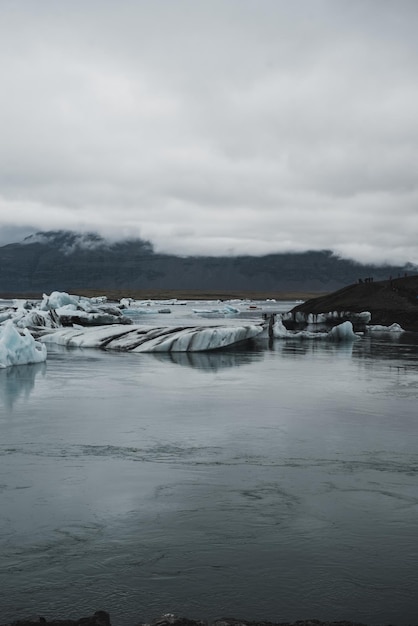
[1,306,418,625]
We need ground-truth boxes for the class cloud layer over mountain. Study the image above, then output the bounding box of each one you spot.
[1,1,418,263]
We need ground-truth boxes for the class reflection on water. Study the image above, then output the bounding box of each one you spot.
[269,338,355,358]
[0,361,46,410]
[364,331,418,362]
[151,348,265,371]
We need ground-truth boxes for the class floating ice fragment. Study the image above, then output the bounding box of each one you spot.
[0,320,47,368]
[368,323,405,333]
[291,310,371,325]
[272,319,290,338]
[272,318,328,339]
[328,321,359,342]
[41,323,263,352]
[272,317,358,342]
[41,291,80,310]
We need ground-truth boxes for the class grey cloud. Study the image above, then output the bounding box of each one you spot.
[0,225,35,247]
[1,1,418,264]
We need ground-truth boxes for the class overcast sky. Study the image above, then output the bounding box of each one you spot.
[1,1,418,263]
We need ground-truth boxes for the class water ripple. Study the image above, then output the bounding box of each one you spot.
[1,443,417,475]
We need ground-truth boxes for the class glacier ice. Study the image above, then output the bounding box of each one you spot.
[40,291,80,310]
[5,291,132,329]
[367,323,405,333]
[192,304,240,316]
[40,324,264,352]
[328,321,359,342]
[283,310,371,326]
[1,290,409,362]
[0,320,47,368]
[273,318,358,342]
[273,318,327,339]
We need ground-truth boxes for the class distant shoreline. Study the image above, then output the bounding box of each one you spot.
[0,289,325,301]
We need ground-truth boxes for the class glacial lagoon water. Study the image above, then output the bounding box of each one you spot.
[1,301,418,625]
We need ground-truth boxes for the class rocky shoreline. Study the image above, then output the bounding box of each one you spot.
[0,612,383,626]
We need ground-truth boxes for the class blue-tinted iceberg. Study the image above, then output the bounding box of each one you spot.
[0,320,47,368]
[40,291,80,310]
[328,320,358,342]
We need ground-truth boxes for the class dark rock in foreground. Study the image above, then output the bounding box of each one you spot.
[147,614,370,626]
[3,611,111,626]
[291,275,418,332]
[0,612,390,626]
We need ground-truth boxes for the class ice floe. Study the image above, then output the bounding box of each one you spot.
[273,318,359,342]
[282,310,371,327]
[1,290,411,364]
[0,291,265,356]
[192,304,240,316]
[367,323,405,333]
[328,320,359,341]
[0,291,131,330]
[0,320,47,368]
[272,318,328,339]
[40,323,264,352]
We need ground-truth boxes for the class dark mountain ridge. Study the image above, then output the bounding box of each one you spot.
[0,230,415,295]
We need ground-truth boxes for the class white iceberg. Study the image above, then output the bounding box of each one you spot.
[0,320,47,368]
[37,291,131,326]
[272,318,358,342]
[40,291,80,310]
[328,321,359,342]
[367,323,405,333]
[41,323,264,352]
[0,309,13,323]
[273,317,327,339]
[272,318,290,338]
[286,310,371,326]
[193,304,239,316]
[120,297,134,308]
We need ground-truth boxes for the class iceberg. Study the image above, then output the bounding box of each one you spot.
[0,309,13,323]
[283,309,371,327]
[0,291,130,331]
[17,291,133,327]
[272,318,358,342]
[272,318,327,339]
[368,323,405,333]
[41,323,264,352]
[192,304,239,316]
[40,291,80,310]
[15,308,61,330]
[0,320,47,368]
[272,318,290,338]
[54,304,131,326]
[328,320,359,342]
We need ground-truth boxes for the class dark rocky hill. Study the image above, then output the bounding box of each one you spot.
[0,230,414,295]
[291,275,418,331]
